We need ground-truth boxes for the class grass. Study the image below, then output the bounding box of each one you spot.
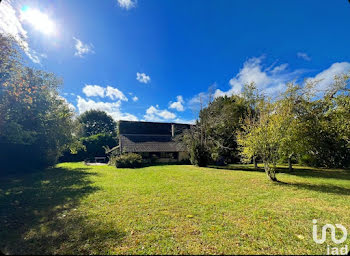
[0,163,349,254]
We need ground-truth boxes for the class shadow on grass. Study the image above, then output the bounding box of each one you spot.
[210,164,350,181]
[209,164,350,196]
[0,166,126,254]
[210,164,266,173]
[274,181,350,196]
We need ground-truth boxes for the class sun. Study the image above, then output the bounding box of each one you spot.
[20,6,56,36]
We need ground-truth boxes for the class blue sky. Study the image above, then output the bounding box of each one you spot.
[1,0,350,123]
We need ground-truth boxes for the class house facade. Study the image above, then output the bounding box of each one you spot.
[108,120,191,163]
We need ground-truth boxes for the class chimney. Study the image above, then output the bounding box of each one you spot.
[171,124,175,137]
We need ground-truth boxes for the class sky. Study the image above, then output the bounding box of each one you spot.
[1,0,350,123]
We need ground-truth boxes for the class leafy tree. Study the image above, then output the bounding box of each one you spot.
[238,98,281,181]
[238,74,350,181]
[0,34,75,171]
[60,133,117,162]
[239,82,317,181]
[241,82,262,168]
[182,123,211,167]
[80,133,117,160]
[298,73,350,168]
[199,95,248,164]
[78,110,116,137]
[275,82,311,171]
[190,141,211,167]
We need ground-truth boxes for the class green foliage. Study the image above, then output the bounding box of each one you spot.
[238,99,281,181]
[81,133,117,161]
[115,153,143,168]
[0,35,75,172]
[67,139,86,155]
[78,110,116,137]
[59,133,117,162]
[298,106,350,168]
[181,125,210,167]
[284,76,350,168]
[199,95,248,164]
[189,142,211,167]
[238,75,350,181]
[181,93,250,167]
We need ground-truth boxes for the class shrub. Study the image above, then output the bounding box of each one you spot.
[107,152,119,166]
[115,153,143,168]
[190,143,211,167]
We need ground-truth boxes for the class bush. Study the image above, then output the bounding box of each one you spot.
[190,143,211,167]
[59,133,117,163]
[115,153,143,168]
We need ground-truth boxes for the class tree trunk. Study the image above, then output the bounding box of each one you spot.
[288,156,293,172]
[264,162,278,182]
[253,156,258,169]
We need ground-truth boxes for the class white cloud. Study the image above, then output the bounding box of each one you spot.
[271,63,288,74]
[228,57,270,95]
[144,105,176,122]
[189,57,308,110]
[20,7,56,36]
[189,58,350,113]
[77,96,137,121]
[215,56,305,98]
[306,62,350,93]
[136,72,151,84]
[25,49,41,64]
[0,0,41,63]
[297,52,311,61]
[117,0,136,10]
[73,37,94,57]
[63,92,76,97]
[169,95,185,111]
[173,118,196,125]
[82,85,105,98]
[106,86,128,101]
[132,96,138,102]
[82,85,128,101]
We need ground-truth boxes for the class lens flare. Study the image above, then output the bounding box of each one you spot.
[20,6,56,36]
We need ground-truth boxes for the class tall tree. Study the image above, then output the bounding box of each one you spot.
[238,98,281,181]
[182,123,211,167]
[0,34,75,171]
[78,110,116,137]
[275,82,310,172]
[198,95,248,164]
[241,82,262,168]
[301,73,350,168]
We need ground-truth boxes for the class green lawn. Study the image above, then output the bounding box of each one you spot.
[1,163,349,255]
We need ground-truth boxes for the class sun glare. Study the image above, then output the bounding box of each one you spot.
[20,6,56,36]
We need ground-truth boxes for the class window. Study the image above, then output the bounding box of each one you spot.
[160,152,176,159]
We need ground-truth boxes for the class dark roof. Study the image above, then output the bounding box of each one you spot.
[118,120,191,135]
[115,121,192,153]
[120,134,186,153]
